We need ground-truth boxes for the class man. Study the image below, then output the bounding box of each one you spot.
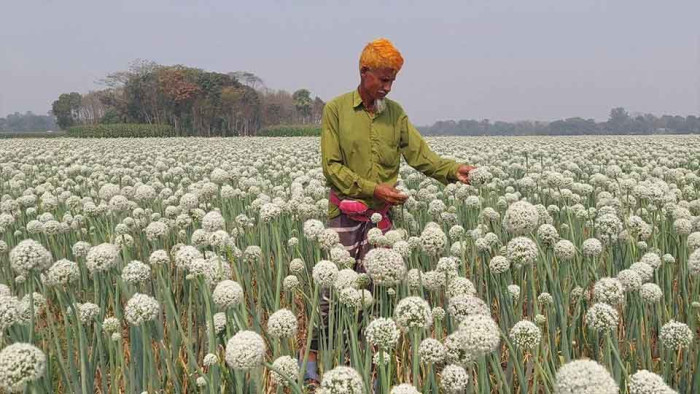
[304,37,475,385]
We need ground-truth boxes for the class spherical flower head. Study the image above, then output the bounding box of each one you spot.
[390,383,420,394]
[639,283,663,304]
[147,249,169,266]
[508,284,521,300]
[289,258,305,274]
[338,287,362,309]
[0,296,21,330]
[270,355,299,387]
[446,276,477,298]
[102,316,121,333]
[85,243,120,275]
[630,262,654,283]
[287,237,299,248]
[121,260,151,285]
[689,249,700,276]
[537,224,560,246]
[554,359,618,394]
[432,306,446,321]
[44,259,79,286]
[440,364,469,393]
[659,320,693,349]
[585,303,619,331]
[203,353,219,367]
[124,293,160,326]
[509,320,541,349]
[76,302,100,324]
[318,366,364,393]
[538,292,554,307]
[419,337,447,364]
[365,318,400,350]
[267,308,297,338]
[144,221,168,241]
[455,314,501,359]
[554,240,576,261]
[359,38,404,72]
[582,238,603,257]
[243,245,263,264]
[212,280,244,309]
[0,343,46,393]
[447,295,490,322]
[640,252,662,269]
[628,370,676,394]
[370,212,383,224]
[595,213,623,244]
[9,239,52,276]
[503,201,540,235]
[535,314,547,325]
[364,248,406,286]
[210,312,227,335]
[489,255,510,274]
[334,269,359,291]
[420,222,447,256]
[394,296,432,331]
[593,277,625,305]
[175,245,203,271]
[283,275,300,292]
[259,203,282,223]
[303,219,324,241]
[393,240,412,258]
[506,237,539,269]
[616,269,642,292]
[225,330,266,370]
[317,228,340,250]
[71,241,92,258]
[312,260,339,288]
[359,289,375,309]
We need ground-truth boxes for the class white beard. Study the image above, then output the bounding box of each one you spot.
[375,98,386,114]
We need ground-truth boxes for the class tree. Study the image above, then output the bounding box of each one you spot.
[51,92,82,129]
[292,89,312,124]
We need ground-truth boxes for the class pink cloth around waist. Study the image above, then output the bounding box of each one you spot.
[329,189,392,230]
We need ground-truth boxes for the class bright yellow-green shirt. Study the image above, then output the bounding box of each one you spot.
[321,89,461,218]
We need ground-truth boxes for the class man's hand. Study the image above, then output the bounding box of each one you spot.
[456,164,476,184]
[373,183,408,205]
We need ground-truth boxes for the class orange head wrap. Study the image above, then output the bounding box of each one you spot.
[359,38,404,72]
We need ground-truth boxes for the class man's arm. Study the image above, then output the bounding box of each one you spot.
[399,114,463,184]
[321,102,377,199]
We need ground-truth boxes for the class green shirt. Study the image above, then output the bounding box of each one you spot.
[321,89,461,218]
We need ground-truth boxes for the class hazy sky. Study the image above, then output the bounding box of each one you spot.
[2,0,699,125]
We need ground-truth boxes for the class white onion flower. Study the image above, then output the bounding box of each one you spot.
[225,330,266,370]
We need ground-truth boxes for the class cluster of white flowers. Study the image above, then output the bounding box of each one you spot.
[628,370,676,394]
[267,308,297,338]
[363,248,406,286]
[270,355,298,387]
[0,343,46,393]
[124,293,160,326]
[553,359,618,394]
[225,330,266,370]
[659,320,693,349]
[9,239,52,275]
[394,297,432,331]
[365,318,400,349]
[503,201,539,235]
[509,320,541,349]
[212,280,244,309]
[319,366,364,393]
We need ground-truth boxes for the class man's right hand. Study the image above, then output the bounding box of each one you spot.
[373,183,408,206]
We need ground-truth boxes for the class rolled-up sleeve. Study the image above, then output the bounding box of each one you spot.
[399,114,460,184]
[321,103,377,198]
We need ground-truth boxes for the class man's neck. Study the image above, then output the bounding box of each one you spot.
[357,86,376,113]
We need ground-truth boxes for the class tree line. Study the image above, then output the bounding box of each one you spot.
[0,111,56,133]
[50,60,324,136]
[420,107,700,136]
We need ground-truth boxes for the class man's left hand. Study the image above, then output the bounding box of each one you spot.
[456,164,476,184]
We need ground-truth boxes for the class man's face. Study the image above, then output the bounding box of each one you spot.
[360,67,397,101]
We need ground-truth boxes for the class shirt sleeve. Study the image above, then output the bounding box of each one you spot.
[321,102,377,198]
[399,113,461,184]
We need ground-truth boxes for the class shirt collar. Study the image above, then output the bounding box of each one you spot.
[352,89,363,109]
